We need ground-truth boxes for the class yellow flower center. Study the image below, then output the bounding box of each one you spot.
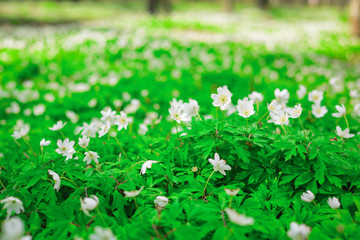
[219,95,227,104]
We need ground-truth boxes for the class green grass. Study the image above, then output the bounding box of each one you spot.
[0,3,360,240]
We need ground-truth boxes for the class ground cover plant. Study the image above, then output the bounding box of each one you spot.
[1,4,360,240]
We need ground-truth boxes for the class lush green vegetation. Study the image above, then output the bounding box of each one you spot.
[0,3,360,240]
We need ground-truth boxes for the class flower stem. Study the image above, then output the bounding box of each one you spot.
[60,177,83,192]
[336,209,341,219]
[59,130,66,140]
[257,111,269,125]
[134,197,143,221]
[281,125,287,136]
[285,125,293,138]
[202,170,215,198]
[344,115,349,129]
[246,119,248,133]
[96,207,106,225]
[0,178,6,191]
[229,196,233,208]
[299,118,307,143]
[120,161,145,181]
[113,135,128,159]
[22,138,36,156]
[196,110,202,121]
[174,124,182,145]
[312,200,317,206]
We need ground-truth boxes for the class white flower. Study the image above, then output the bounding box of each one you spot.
[287,104,302,118]
[140,160,158,175]
[327,197,341,209]
[208,153,231,176]
[248,91,264,104]
[1,217,28,240]
[12,124,30,139]
[81,195,99,216]
[154,196,169,208]
[297,85,307,99]
[300,190,315,203]
[0,197,24,219]
[124,186,144,198]
[267,100,282,113]
[49,121,66,131]
[332,104,346,118]
[270,111,289,126]
[114,111,129,131]
[40,138,50,147]
[287,222,311,240]
[79,122,98,138]
[211,86,232,110]
[329,76,344,93]
[55,138,76,160]
[354,103,360,117]
[311,104,328,118]
[169,99,188,123]
[274,88,289,104]
[224,188,240,196]
[226,103,237,116]
[78,135,90,148]
[84,151,100,165]
[138,123,148,135]
[225,208,254,226]
[335,126,355,139]
[33,104,46,116]
[308,90,323,103]
[100,108,116,124]
[183,99,200,118]
[124,99,141,114]
[89,226,116,240]
[98,121,111,138]
[48,170,61,191]
[350,90,359,98]
[236,97,255,118]
[66,110,79,123]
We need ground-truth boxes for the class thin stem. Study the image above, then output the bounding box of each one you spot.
[336,209,341,219]
[299,118,307,143]
[0,178,6,191]
[344,115,349,129]
[246,118,248,133]
[96,207,106,225]
[120,161,145,181]
[134,197,143,221]
[229,196,233,208]
[114,135,128,159]
[41,147,46,164]
[202,170,215,197]
[174,124,182,145]
[152,223,162,239]
[281,125,287,136]
[285,125,293,138]
[196,110,202,121]
[256,103,259,113]
[59,130,66,140]
[60,177,83,192]
[221,210,227,227]
[221,110,225,131]
[257,111,269,125]
[312,200,317,206]
[22,138,36,156]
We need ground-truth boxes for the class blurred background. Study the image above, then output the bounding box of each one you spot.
[0,0,359,112]
[0,0,359,136]
[0,0,359,37]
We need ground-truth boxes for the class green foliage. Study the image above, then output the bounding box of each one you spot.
[0,7,360,239]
